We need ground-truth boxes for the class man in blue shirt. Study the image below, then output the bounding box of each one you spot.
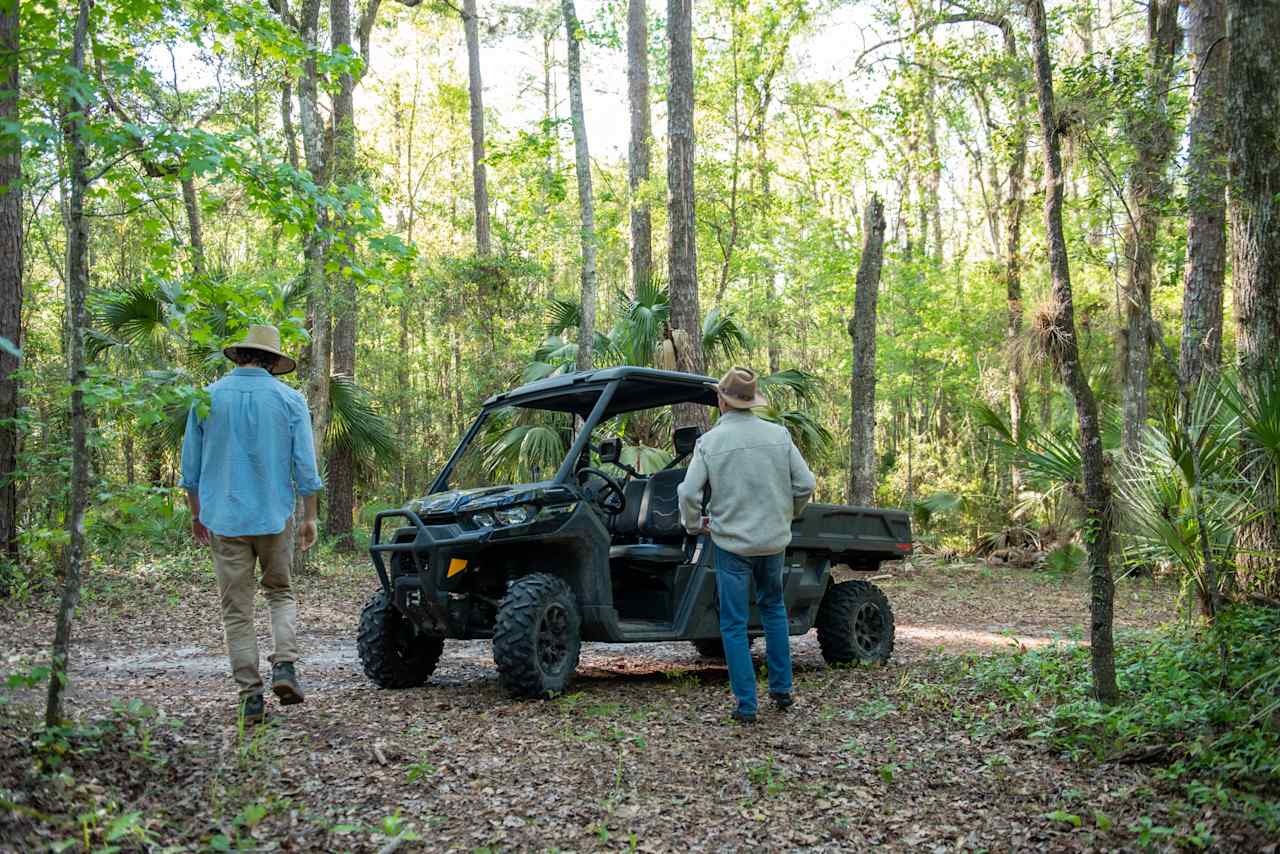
[181,325,324,724]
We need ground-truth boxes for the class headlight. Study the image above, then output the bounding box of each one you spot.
[471,511,496,528]
[494,504,533,526]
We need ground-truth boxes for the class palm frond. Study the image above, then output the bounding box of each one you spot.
[972,400,1015,444]
[758,407,833,461]
[758,369,822,406]
[621,444,673,475]
[278,274,313,314]
[482,418,570,482]
[91,284,169,355]
[546,299,581,337]
[613,283,669,366]
[1018,430,1082,486]
[326,375,398,469]
[912,491,963,529]
[1221,366,1280,469]
[701,307,751,363]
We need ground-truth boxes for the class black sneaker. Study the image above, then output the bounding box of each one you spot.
[271,662,305,706]
[239,693,266,725]
[730,708,757,725]
[770,692,795,711]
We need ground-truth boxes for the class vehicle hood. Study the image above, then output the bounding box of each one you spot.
[408,482,564,517]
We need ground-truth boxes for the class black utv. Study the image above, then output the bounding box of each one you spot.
[357,367,912,698]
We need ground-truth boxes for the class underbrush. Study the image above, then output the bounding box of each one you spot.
[952,606,1280,824]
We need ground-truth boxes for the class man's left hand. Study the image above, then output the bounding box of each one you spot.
[297,518,318,551]
[191,519,211,546]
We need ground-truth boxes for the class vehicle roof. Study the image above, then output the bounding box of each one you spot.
[483,366,720,417]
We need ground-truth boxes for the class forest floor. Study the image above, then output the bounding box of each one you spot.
[0,552,1273,852]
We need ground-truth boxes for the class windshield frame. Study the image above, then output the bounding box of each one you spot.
[428,379,619,494]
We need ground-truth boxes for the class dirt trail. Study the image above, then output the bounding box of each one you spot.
[8,559,1235,854]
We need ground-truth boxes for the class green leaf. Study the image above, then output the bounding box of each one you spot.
[1045,809,1082,828]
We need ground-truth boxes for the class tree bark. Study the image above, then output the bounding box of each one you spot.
[848,195,886,507]
[463,0,491,257]
[1179,0,1227,390]
[180,175,206,277]
[563,0,597,372]
[281,82,300,171]
[0,0,21,570]
[326,0,358,550]
[48,0,92,726]
[1001,21,1029,496]
[1025,0,1118,705]
[276,0,331,546]
[1119,0,1180,460]
[1228,0,1280,596]
[626,0,653,298]
[667,0,708,431]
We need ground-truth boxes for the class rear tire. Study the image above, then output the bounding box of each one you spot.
[815,580,895,665]
[357,590,444,688]
[492,573,581,698]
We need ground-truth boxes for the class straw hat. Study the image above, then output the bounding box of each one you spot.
[715,366,768,410]
[223,324,297,375]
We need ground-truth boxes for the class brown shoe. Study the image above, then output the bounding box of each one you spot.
[271,662,305,706]
[239,693,266,725]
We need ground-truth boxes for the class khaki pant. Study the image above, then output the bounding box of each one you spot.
[211,520,299,698]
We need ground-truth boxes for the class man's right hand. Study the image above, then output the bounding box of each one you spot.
[297,518,318,551]
[192,519,211,546]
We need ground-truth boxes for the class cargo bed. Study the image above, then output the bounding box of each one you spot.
[788,503,913,571]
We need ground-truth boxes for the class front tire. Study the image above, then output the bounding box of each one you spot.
[357,590,444,688]
[492,573,581,698]
[815,580,895,665]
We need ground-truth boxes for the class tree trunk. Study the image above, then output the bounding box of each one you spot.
[1119,0,1180,460]
[463,0,491,257]
[1179,0,1227,390]
[0,0,21,571]
[278,0,330,564]
[563,0,597,372]
[281,82,300,171]
[1228,0,1280,596]
[1001,21,1028,496]
[180,175,206,277]
[48,0,92,726]
[626,0,653,298]
[326,0,358,550]
[1026,0,1118,705]
[848,195,886,507]
[923,73,943,264]
[667,0,708,431]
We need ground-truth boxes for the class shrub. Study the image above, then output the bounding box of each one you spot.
[954,606,1280,792]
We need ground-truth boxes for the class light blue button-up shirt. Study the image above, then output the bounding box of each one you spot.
[180,367,325,537]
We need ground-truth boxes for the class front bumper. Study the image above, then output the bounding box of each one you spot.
[369,509,492,636]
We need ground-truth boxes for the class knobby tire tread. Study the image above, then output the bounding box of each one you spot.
[357,590,444,689]
[815,579,895,665]
[492,573,581,699]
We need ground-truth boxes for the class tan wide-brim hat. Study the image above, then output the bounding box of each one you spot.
[716,366,768,410]
[223,324,297,375]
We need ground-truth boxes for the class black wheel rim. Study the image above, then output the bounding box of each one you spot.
[852,601,885,657]
[536,603,570,676]
[392,610,420,663]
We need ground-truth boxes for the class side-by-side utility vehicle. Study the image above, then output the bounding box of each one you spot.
[357,367,912,698]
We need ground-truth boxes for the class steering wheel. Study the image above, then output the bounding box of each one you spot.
[576,467,627,515]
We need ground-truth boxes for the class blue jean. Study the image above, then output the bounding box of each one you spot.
[713,544,793,715]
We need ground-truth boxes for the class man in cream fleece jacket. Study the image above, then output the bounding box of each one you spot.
[677,366,817,723]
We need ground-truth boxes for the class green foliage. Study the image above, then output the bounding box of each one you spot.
[957,606,1280,793]
[1043,542,1085,578]
[326,375,399,473]
[911,491,962,530]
